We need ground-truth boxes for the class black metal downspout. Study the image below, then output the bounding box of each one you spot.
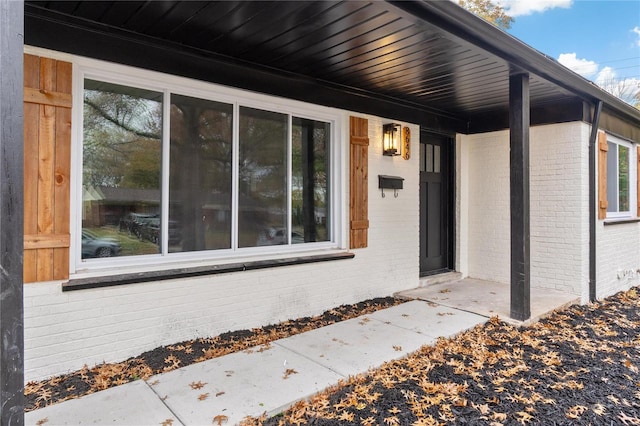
[588,101,603,303]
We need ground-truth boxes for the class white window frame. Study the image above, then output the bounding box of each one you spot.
[70,56,345,275]
[606,134,636,219]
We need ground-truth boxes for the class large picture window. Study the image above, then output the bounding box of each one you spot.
[80,72,335,264]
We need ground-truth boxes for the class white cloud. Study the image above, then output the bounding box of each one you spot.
[595,66,616,85]
[498,0,572,16]
[557,54,639,105]
[595,67,640,105]
[633,26,640,47]
[557,53,599,78]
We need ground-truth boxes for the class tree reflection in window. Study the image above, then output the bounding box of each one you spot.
[169,94,233,252]
[82,80,162,258]
[238,107,288,247]
[292,118,330,243]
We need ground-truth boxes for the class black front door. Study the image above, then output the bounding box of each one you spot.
[419,131,453,275]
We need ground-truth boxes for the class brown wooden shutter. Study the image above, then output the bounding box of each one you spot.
[597,131,608,220]
[349,116,369,249]
[23,54,72,283]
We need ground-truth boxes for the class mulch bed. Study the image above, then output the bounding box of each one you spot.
[24,297,403,412]
[243,287,640,426]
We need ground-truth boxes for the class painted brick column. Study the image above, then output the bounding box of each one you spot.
[0,0,25,423]
[509,72,531,321]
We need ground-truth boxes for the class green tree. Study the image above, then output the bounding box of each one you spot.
[458,0,514,30]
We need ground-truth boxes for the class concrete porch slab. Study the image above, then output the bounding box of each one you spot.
[396,278,579,325]
[366,299,486,337]
[147,343,342,425]
[25,379,179,426]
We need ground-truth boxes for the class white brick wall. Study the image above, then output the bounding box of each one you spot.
[596,223,640,298]
[24,114,420,382]
[529,123,589,296]
[459,122,589,296]
[462,130,511,284]
[596,131,640,299]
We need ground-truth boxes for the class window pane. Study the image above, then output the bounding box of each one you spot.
[292,118,330,244]
[419,143,425,172]
[169,94,233,253]
[434,145,441,173]
[238,107,288,247]
[606,142,618,212]
[618,145,629,212]
[82,80,162,259]
[426,144,434,172]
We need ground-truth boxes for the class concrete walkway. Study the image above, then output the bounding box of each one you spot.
[25,301,487,426]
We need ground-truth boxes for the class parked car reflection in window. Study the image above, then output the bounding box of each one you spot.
[81,230,121,259]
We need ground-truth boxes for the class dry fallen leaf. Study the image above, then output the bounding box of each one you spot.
[283,368,299,379]
[212,414,229,425]
[189,381,207,390]
[566,405,588,419]
[35,418,48,426]
[338,411,354,421]
[384,415,400,425]
[198,393,209,401]
[161,419,173,426]
[593,404,607,416]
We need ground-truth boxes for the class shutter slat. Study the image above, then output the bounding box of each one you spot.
[24,234,70,250]
[350,117,369,249]
[350,220,369,230]
[24,87,72,108]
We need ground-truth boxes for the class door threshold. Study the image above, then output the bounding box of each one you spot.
[420,268,452,277]
[418,271,462,287]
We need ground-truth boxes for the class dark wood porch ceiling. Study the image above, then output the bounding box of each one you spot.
[24,1,639,134]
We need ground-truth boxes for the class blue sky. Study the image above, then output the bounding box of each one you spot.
[499,0,640,103]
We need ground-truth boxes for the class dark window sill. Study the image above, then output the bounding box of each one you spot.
[604,217,640,226]
[63,252,355,292]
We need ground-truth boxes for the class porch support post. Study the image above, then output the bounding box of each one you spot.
[509,72,531,321]
[0,0,25,423]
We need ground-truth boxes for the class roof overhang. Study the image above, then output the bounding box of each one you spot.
[23,0,640,137]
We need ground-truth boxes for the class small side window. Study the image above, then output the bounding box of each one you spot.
[605,137,636,218]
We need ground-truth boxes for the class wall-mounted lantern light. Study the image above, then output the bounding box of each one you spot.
[383,123,402,156]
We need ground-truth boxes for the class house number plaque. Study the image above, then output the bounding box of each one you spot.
[402,126,410,160]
